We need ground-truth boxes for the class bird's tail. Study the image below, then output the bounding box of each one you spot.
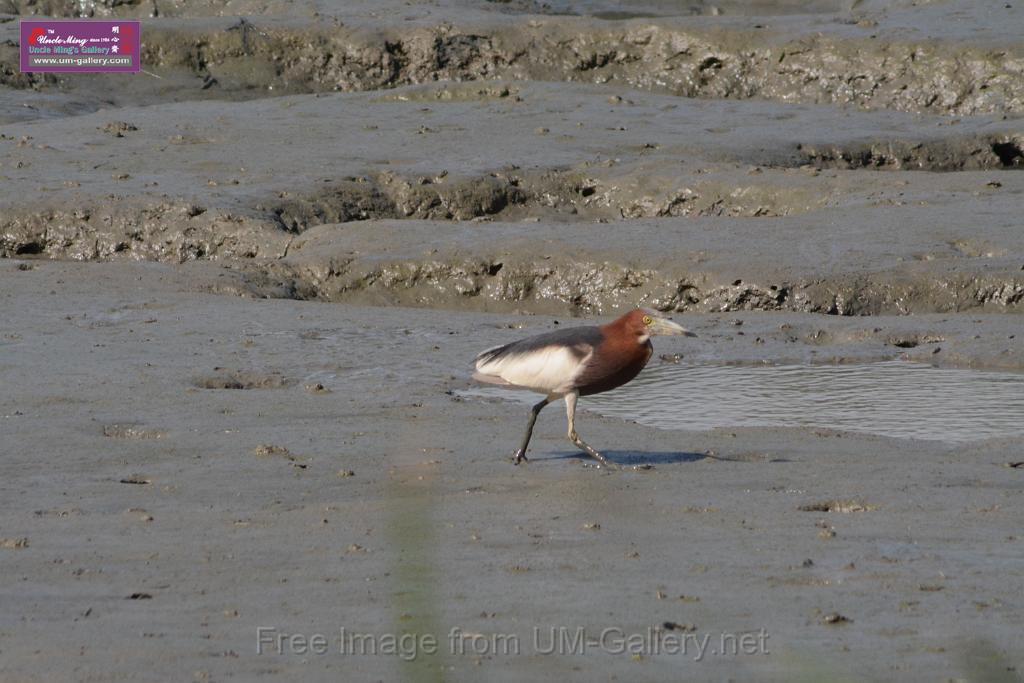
[471,371,511,386]
[472,343,515,385]
[473,343,510,370]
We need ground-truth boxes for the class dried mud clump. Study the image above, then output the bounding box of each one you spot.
[798,500,875,513]
[102,423,168,440]
[192,369,292,390]
[252,444,308,469]
[98,121,140,138]
[885,333,944,349]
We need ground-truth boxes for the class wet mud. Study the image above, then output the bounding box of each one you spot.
[2,260,1022,682]
[2,1,1023,681]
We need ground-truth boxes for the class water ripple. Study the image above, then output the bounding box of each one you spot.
[468,361,1024,444]
[588,361,1024,443]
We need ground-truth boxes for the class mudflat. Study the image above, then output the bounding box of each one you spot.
[1,0,1023,680]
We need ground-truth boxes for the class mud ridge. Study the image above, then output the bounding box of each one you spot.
[0,200,290,262]
[268,169,581,231]
[1,167,822,259]
[270,169,814,233]
[140,23,1024,116]
[232,251,1024,316]
[4,19,1023,115]
[796,134,1024,171]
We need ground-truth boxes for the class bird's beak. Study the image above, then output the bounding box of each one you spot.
[651,318,697,337]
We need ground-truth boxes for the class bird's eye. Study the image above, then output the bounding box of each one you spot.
[642,315,653,325]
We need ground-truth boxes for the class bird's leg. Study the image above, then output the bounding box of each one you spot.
[512,397,549,465]
[564,392,617,470]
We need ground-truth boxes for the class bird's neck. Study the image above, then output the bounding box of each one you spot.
[601,320,646,350]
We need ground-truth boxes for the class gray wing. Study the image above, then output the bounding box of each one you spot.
[473,325,605,393]
[474,326,604,367]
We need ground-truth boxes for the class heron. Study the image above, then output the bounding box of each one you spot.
[473,308,696,469]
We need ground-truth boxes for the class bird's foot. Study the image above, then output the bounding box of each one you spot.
[511,449,529,465]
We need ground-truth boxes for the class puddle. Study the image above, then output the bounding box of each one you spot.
[467,361,1024,444]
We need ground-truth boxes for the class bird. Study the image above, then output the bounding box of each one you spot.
[473,308,696,469]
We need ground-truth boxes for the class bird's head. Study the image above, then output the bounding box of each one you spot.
[625,308,697,341]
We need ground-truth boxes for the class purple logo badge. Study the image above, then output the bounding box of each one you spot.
[20,20,140,73]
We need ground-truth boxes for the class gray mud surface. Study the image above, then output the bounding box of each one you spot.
[2,261,1023,683]
[2,0,1023,681]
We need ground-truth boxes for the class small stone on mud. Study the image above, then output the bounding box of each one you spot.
[103,424,167,440]
[99,121,138,137]
[125,508,154,522]
[253,444,290,457]
[194,370,290,390]
[799,500,873,513]
[661,621,696,632]
[823,613,851,625]
[252,444,308,469]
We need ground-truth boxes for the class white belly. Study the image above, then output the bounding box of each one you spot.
[474,345,590,396]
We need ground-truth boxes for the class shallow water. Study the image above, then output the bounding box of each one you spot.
[468,361,1024,443]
